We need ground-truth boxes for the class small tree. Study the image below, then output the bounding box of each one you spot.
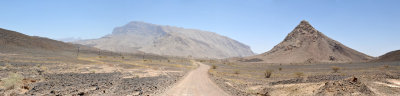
[331,66,341,73]
[265,69,273,78]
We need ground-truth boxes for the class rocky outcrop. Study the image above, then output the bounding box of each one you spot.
[316,77,375,96]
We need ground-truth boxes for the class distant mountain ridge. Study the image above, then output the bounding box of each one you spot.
[238,20,373,64]
[76,21,254,58]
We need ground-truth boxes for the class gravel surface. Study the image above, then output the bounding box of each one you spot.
[270,75,350,85]
[24,72,184,96]
[316,77,375,96]
[209,73,250,96]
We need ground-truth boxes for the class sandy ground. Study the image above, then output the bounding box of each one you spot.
[163,62,230,96]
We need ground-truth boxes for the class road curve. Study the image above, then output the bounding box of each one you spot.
[162,62,230,96]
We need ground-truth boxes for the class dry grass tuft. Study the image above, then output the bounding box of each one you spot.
[4,63,13,69]
[331,66,341,73]
[383,65,389,69]
[1,73,24,90]
[234,70,240,75]
[212,65,217,69]
[294,72,304,78]
[264,69,273,78]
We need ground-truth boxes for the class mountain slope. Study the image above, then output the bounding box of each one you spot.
[374,50,400,62]
[0,28,76,52]
[240,20,373,64]
[76,21,254,58]
[0,28,101,58]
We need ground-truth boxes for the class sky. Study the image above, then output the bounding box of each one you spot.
[0,0,399,57]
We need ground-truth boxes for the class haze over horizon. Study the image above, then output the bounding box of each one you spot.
[1,0,399,57]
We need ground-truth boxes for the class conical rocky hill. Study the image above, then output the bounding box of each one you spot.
[240,20,373,64]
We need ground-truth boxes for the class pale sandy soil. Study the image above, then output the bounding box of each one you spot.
[163,62,230,96]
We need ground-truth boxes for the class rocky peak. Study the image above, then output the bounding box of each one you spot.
[76,21,254,58]
[246,20,372,64]
[284,20,322,42]
[112,21,165,36]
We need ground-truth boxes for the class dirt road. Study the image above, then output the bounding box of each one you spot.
[162,62,230,96]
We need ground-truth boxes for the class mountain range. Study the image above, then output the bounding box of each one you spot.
[2,20,398,63]
[75,21,254,59]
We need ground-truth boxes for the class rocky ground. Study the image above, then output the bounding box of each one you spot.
[207,61,400,96]
[24,72,183,96]
[0,53,194,96]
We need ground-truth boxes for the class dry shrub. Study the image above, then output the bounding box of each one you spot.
[265,69,273,78]
[278,67,282,71]
[383,65,389,69]
[234,70,240,75]
[4,63,13,69]
[1,73,23,90]
[331,66,341,73]
[211,65,217,69]
[294,72,304,78]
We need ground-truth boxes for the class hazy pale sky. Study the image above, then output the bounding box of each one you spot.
[0,0,399,56]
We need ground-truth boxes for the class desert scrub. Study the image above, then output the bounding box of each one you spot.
[211,65,217,69]
[383,65,389,69]
[294,72,304,78]
[143,59,152,62]
[264,69,273,78]
[1,73,23,90]
[331,66,341,73]
[278,67,282,71]
[234,70,240,75]
[4,62,13,69]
